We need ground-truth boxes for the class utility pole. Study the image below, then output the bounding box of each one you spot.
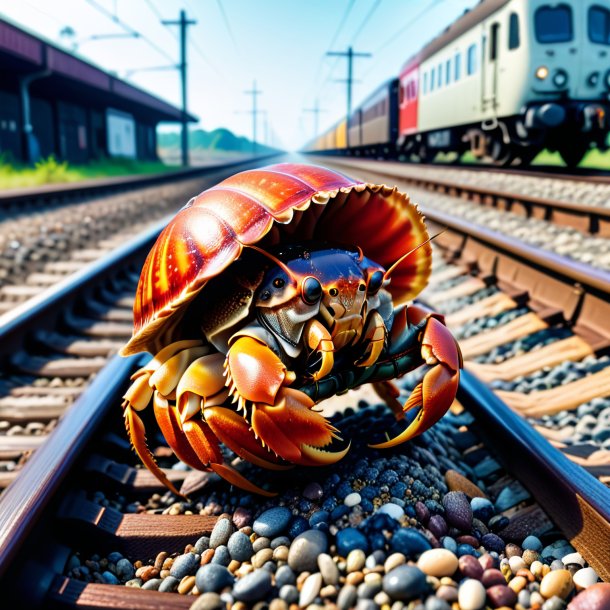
[327,46,371,146]
[303,99,325,138]
[244,80,262,154]
[162,10,196,166]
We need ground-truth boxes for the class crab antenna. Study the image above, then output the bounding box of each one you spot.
[383,230,446,281]
[245,244,299,285]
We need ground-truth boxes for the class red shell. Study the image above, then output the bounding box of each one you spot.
[122,163,432,355]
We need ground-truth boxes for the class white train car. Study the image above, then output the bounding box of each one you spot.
[401,0,610,165]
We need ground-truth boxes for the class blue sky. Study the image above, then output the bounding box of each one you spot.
[0,0,479,150]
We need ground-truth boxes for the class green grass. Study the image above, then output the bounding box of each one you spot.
[0,156,174,189]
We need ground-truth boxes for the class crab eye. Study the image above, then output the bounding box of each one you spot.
[367,270,384,295]
[301,276,322,305]
[358,283,366,292]
[329,287,339,297]
[273,278,285,289]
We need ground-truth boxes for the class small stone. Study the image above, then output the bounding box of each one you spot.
[232,507,252,529]
[142,578,162,590]
[318,553,339,585]
[170,553,200,579]
[211,545,230,566]
[562,552,585,568]
[195,564,234,593]
[428,515,448,539]
[471,498,495,523]
[567,583,610,610]
[303,482,324,501]
[116,558,135,581]
[337,528,368,557]
[346,549,366,572]
[540,569,574,600]
[194,537,210,554]
[508,576,527,593]
[481,533,505,554]
[416,549,458,577]
[227,532,253,563]
[275,565,296,587]
[458,555,483,580]
[252,548,273,569]
[384,553,406,573]
[436,584,458,602]
[299,573,323,607]
[445,470,486,499]
[377,503,405,520]
[523,549,540,566]
[210,519,233,549]
[232,569,272,603]
[442,492,473,531]
[543,596,568,610]
[252,537,270,553]
[337,584,358,610]
[382,565,429,601]
[509,556,527,574]
[178,575,196,595]
[272,546,289,562]
[344,492,362,507]
[486,584,517,608]
[287,530,328,573]
[457,578,486,610]
[278,584,299,604]
[522,535,543,552]
[390,528,432,557]
[102,571,120,585]
[572,567,599,590]
[189,592,225,610]
[159,576,179,593]
[253,507,292,538]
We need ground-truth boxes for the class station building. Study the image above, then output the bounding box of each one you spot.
[0,17,195,164]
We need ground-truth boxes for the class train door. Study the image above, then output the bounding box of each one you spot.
[482,20,500,115]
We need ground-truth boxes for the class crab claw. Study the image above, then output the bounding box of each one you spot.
[370,315,461,449]
[251,387,348,466]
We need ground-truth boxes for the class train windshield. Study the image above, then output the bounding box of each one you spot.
[534,4,573,43]
[589,5,610,45]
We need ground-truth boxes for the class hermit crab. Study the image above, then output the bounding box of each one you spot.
[121,163,462,496]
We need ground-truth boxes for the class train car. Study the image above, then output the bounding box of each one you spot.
[335,118,348,150]
[349,79,399,157]
[398,0,610,166]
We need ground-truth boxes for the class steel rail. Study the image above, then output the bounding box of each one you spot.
[314,157,610,235]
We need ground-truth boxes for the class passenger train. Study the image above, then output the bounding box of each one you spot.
[305,0,610,166]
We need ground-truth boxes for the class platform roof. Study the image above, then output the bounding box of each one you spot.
[0,17,197,124]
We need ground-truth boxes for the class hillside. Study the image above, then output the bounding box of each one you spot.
[158,127,279,154]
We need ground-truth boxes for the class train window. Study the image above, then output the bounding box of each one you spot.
[446,59,451,84]
[438,63,443,88]
[454,52,461,80]
[589,6,610,45]
[489,24,497,60]
[508,13,520,49]
[423,72,428,94]
[467,44,477,75]
[430,67,435,91]
[535,4,573,43]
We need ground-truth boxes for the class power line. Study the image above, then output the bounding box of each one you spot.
[216,0,240,55]
[303,99,326,138]
[349,0,382,45]
[84,0,175,63]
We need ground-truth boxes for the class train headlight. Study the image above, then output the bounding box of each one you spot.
[587,72,600,87]
[553,69,568,88]
[535,66,549,80]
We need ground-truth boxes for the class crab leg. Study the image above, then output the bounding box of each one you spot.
[304,319,335,380]
[370,310,461,449]
[356,311,386,368]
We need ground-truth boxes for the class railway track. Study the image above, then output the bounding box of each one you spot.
[0,155,278,314]
[0,161,606,609]
[313,157,610,239]
[319,157,610,481]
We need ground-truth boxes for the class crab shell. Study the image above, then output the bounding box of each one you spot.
[121,163,432,357]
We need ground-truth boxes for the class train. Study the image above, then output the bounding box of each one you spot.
[305,0,610,167]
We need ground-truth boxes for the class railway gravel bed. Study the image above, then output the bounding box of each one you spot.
[0,158,608,610]
[0,156,278,312]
